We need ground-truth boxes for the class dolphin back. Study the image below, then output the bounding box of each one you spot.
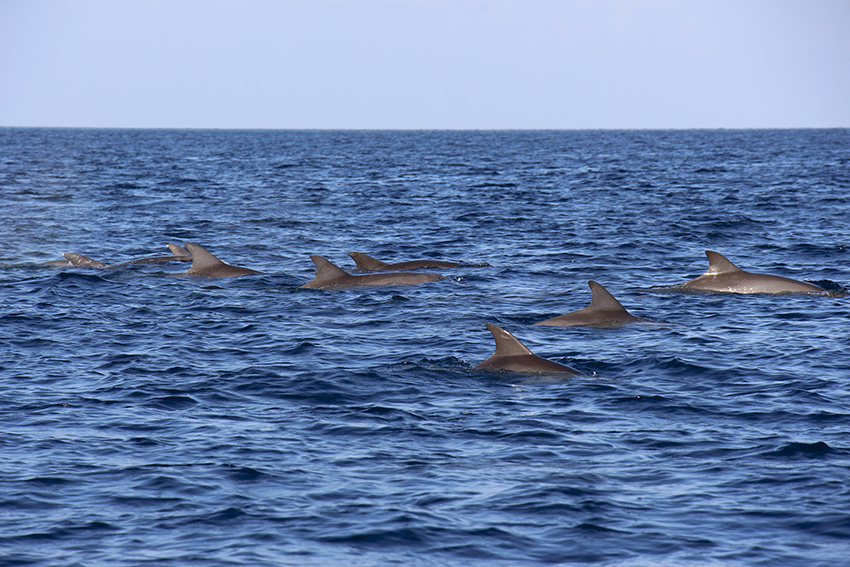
[183,242,261,277]
[350,252,462,271]
[535,281,644,327]
[63,253,108,268]
[349,252,390,271]
[683,250,824,293]
[475,324,582,375]
[301,255,351,288]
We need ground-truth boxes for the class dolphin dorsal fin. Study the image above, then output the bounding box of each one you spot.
[167,243,190,257]
[705,250,742,275]
[310,255,350,283]
[486,324,534,356]
[185,242,228,269]
[349,252,389,270]
[586,281,628,312]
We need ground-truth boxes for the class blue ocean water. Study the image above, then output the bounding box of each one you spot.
[1,128,849,566]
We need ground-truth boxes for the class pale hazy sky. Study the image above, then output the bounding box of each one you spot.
[1,0,848,129]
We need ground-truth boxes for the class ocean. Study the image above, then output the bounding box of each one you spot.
[1,128,848,566]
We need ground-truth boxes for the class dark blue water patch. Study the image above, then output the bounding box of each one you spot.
[106,182,144,190]
[759,441,841,459]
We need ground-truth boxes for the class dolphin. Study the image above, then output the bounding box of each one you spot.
[122,243,192,265]
[301,255,443,289]
[180,242,261,278]
[40,258,73,266]
[57,244,193,269]
[349,252,462,271]
[63,253,108,268]
[680,250,824,294]
[535,281,648,327]
[474,324,584,375]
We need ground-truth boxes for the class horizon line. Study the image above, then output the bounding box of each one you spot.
[2,125,848,132]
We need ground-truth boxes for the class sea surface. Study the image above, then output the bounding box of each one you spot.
[1,128,849,566]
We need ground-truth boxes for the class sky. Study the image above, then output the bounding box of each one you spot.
[1,0,848,129]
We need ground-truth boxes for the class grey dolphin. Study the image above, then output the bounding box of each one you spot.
[535,281,648,327]
[301,255,443,289]
[349,252,462,271]
[180,242,261,278]
[54,244,191,269]
[63,253,108,268]
[41,258,73,266]
[122,243,192,265]
[681,250,824,294]
[474,324,584,375]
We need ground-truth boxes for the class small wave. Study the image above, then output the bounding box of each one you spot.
[574,521,629,534]
[55,271,111,284]
[146,395,199,410]
[11,520,118,542]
